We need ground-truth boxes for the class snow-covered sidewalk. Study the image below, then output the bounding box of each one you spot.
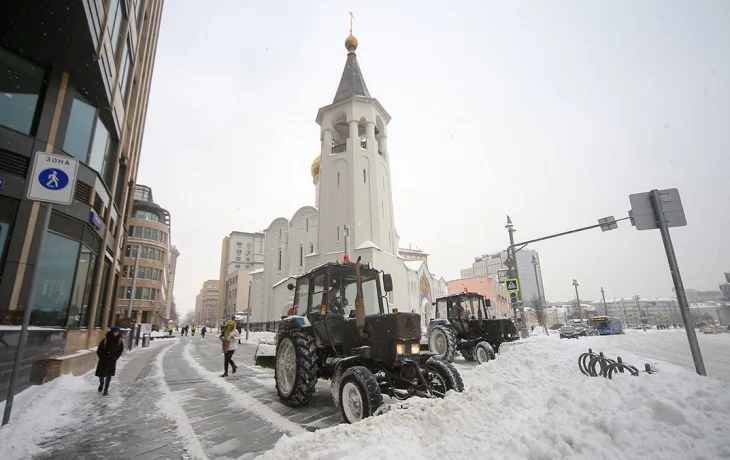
[259,335,730,460]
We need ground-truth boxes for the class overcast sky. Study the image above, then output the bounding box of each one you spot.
[137,1,730,315]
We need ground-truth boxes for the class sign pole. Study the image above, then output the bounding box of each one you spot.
[649,189,706,376]
[2,203,52,426]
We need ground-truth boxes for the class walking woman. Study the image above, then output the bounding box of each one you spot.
[95,326,124,395]
[220,320,240,377]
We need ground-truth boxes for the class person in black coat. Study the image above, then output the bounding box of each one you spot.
[96,326,124,396]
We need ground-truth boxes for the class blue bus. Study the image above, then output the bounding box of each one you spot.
[588,316,624,335]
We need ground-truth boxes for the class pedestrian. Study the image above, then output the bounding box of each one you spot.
[95,326,124,396]
[201,326,207,338]
[168,324,173,336]
[220,320,240,377]
[191,325,196,336]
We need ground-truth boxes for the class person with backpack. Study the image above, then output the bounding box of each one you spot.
[95,326,124,396]
[201,326,207,338]
[219,320,240,377]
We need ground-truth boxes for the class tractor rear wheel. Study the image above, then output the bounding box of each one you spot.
[338,366,384,424]
[425,358,464,394]
[428,325,457,362]
[275,328,318,407]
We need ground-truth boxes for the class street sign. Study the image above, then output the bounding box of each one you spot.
[27,152,78,205]
[505,279,520,292]
[629,188,686,231]
[497,269,509,283]
[140,323,152,334]
[598,216,618,232]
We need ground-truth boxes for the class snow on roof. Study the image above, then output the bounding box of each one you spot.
[404,261,423,272]
[248,268,264,275]
[355,241,381,251]
[272,277,292,289]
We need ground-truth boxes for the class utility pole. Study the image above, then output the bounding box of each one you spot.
[601,287,608,316]
[245,280,252,340]
[506,216,528,338]
[572,279,582,321]
[531,255,548,335]
[634,295,646,331]
[621,299,628,326]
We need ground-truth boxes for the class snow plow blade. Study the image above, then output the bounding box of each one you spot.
[498,340,523,355]
[254,342,276,369]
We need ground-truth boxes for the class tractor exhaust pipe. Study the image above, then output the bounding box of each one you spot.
[355,256,368,338]
[344,225,351,262]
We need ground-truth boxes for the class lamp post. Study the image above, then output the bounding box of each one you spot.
[531,255,547,334]
[572,279,582,321]
[600,287,608,317]
[634,295,646,331]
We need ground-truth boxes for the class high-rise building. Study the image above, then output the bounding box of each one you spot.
[114,185,176,328]
[218,231,264,320]
[0,0,164,397]
[460,249,546,309]
[195,280,219,327]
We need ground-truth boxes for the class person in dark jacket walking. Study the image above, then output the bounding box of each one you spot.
[95,326,124,396]
[201,326,207,338]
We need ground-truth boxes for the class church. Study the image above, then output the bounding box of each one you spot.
[248,32,446,331]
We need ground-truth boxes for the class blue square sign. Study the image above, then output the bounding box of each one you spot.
[0,176,5,190]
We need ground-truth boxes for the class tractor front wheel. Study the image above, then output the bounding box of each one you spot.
[425,358,464,395]
[474,341,495,364]
[338,366,384,424]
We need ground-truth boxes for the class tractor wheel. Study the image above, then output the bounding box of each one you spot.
[425,358,464,394]
[474,341,495,365]
[338,366,384,424]
[428,325,457,362]
[461,347,475,361]
[275,328,318,407]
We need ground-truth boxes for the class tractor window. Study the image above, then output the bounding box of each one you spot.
[309,274,325,315]
[447,299,461,319]
[463,296,479,318]
[294,278,309,315]
[330,270,381,316]
[436,299,447,319]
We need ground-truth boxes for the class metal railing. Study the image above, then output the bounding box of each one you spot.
[332,143,346,154]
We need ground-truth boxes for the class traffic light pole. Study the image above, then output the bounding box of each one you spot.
[506,218,528,338]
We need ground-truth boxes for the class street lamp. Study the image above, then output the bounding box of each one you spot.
[572,279,582,321]
[634,295,646,331]
[531,255,547,334]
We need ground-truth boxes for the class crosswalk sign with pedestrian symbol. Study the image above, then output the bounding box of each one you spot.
[27,152,78,205]
[505,279,520,292]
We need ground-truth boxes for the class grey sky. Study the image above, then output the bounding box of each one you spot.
[137,1,730,315]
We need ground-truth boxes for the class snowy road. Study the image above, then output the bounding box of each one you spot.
[580,329,730,380]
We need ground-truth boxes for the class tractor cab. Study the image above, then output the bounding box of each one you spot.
[435,292,494,339]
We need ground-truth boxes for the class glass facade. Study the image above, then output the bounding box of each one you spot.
[0,197,18,278]
[63,93,96,162]
[108,0,125,57]
[32,232,81,327]
[134,210,161,222]
[0,47,45,135]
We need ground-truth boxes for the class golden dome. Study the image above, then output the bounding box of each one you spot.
[345,34,358,53]
[310,155,321,178]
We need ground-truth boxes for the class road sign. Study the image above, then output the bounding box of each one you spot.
[598,216,618,232]
[629,188,686,231]
[497,269,509,283]
[140,323,153,334]
[27,152,78,205]
[505,279,520,292]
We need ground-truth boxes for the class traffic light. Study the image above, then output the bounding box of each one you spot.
[510,292,518,309]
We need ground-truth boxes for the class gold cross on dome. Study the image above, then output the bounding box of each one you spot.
[349,11,354,34]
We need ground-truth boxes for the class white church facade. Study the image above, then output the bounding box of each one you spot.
[249,33,446,324]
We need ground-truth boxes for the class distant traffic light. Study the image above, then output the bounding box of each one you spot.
[510,292,518,309]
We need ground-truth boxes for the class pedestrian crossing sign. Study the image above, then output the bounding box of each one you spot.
[505,279,520,292]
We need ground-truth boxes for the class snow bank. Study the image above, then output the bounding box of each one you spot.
[258,336,730,460]
[242,331,276,344]
[0,374,91,459]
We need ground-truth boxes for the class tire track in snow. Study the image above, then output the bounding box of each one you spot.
[181,341,306,436]
[155,343,210,460]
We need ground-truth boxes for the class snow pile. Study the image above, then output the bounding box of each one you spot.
[242,331,276,344]
[0,374,92,459]
[258,336,730,460]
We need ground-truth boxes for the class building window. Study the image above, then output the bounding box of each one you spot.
[310,243,314,253]
[151,229,158,241]
[63,93,96,162]
[119,42,134,101]
[278,249,282,271]
[235,264,240,268]
[31,233,81,327]
[134,210,160,222]
[299,245,303,267]
[143,227,150,239]
[236,256,240,261]
[237,242,242,246]
[306,218,309,234]
[279,228,282,241]
[337,172,340,187]
[107,0,126,56]
[134,226,142,238]
[363,169,366,183]
[0,47,45,135]
[337,226,340,242]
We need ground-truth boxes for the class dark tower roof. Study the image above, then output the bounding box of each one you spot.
[332,35,370,103]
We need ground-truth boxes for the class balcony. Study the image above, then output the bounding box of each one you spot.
[332,143,346,154]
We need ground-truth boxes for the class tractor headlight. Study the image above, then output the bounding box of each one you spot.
[410,343,420,355]
[507,333,512,338]
[395,343,405,355]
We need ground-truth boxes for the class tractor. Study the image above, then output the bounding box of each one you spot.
[273,257,464,424]
[426,292,519,364]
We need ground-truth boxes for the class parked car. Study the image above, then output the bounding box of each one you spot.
[559,326,579,339]
[584,326,599,336]
[701,326,720,334]
[716,326,729,333]
[549,323,564,331]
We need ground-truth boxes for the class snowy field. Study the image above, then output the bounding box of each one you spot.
[260,333,730,460]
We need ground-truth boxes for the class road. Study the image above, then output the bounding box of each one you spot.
[584,329,730,380]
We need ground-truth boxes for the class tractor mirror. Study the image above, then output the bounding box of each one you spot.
[287,283,295,291]
[382,274,393,292]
